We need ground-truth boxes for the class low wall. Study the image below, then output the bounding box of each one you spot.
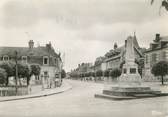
[0,86,29,96]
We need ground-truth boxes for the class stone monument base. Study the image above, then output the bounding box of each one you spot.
[95,84,168,100]
[103,85,161,96]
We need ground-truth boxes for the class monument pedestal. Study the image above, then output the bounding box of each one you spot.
[95,59,165,100]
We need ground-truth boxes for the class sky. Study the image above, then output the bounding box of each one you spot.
[0,0,168,72]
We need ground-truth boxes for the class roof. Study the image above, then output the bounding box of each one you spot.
[0,46,59,57]
[145,35,168,53]
[94,56,106,66]
[105,45,125,58]
[160,36,168,42]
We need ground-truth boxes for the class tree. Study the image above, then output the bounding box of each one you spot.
[96,70,103,80]
[135,58,145,78]
[85,72,89,77]
[0,68,7,85]
[151,61,168,85]
[61,69,66,78]
[96,70,103,77]
[0,62,15,86]
[16,63,31,86]
[151,0,168,13]
[91,72,95,77]
[104,69,110,77]
[110,68,122,79]
[30,64,41,80]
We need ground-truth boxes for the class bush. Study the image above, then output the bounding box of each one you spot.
[151,61,168,85]
[110,68,121,78]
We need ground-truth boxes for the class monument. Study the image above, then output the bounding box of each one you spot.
[118,36,142,84]
[95,36,168,100]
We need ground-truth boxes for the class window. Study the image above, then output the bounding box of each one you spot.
[161,51,166,60]
[43,56,49,65]
[3,55,9,61]
[22,56,27,63]
[130,68,136,74]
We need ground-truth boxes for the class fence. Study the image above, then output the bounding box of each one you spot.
[0,86,29,96]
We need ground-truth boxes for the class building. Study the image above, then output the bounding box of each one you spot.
[104,35,145,73]
[77,63,93,74]
[144,34,168,80]
[94,56,106,72]
[0,40,62,88]
[105,45,125,70]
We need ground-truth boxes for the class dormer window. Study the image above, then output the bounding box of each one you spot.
[43,56,49,65]
[3,55,9,61]
[22,56,27,63]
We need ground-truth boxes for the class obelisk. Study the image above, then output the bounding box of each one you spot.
[119,36,141,85]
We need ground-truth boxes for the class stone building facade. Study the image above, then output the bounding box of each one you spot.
[144,34,168,80]
[0,40,62,88]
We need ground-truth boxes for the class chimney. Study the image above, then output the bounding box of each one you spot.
[125,40,127,47]
[114,43,118,50]
[155,33,160,42]
[28,40,34,49]
[46,42,52,50]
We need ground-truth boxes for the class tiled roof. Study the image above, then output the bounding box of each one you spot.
[105,45,125,58]
[146,35,168,53]
[0,46,58,57]
[94,56,106,66]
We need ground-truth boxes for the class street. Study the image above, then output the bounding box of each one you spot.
[0,80,168,117]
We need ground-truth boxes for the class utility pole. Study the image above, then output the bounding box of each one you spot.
[14,51,18,95]
[59,58,63,85]
[58,52,63,86]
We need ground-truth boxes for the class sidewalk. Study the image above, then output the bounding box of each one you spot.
[0,81,72,102]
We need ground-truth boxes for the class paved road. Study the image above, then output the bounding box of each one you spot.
[0,80,168,117]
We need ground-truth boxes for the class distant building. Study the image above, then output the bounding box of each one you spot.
[77,63,93,74]
[104,35,145,73]
[94,56,106,72]
[0,40,62,88]
[145,34,168,80]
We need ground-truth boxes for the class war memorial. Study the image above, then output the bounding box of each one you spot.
[95,36,168,100]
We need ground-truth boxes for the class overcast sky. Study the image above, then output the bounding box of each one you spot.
[0,0,168,71]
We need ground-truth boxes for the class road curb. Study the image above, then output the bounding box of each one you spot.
[0,85,72,102]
